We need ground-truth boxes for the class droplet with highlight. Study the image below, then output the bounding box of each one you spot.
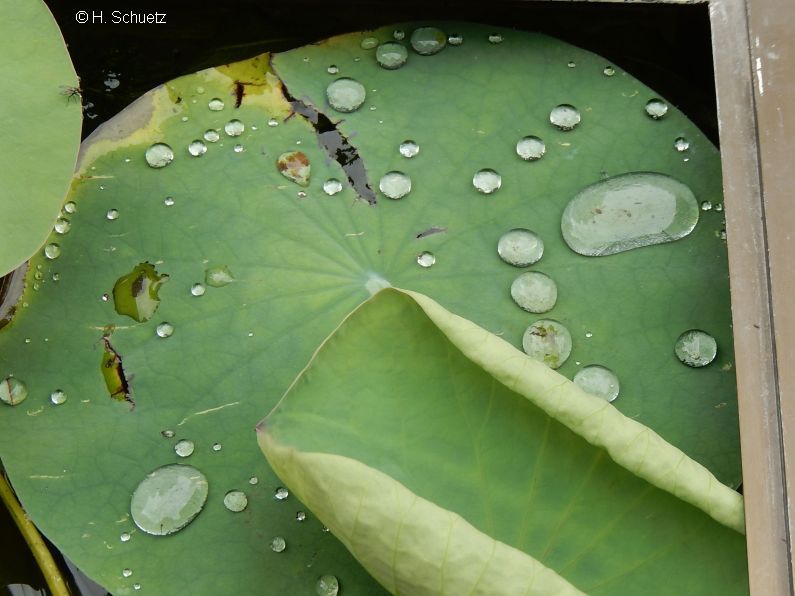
[379,171,412,199]
[550,105,581,131]
[603,65,616,77]
[224,120,245,137]
[205,265,235,287]
[522,320,572,369]
[399,140,419,158]
[410,27,447,55]
[488,33,503,44]
[316,575,340,596]
[50,390,67,405]
[645,98,668,120]
[417,252,436,268]
[44,244,61,260]
[54,218,71,234]
[174,440,195,458]
[145,143,174,168]
[326,78,366,113]
[190,283,206,297]
[223,490,248,512]
[376,43,408,70]
[156,323,174,338]
[574,365,620,402]
[511,272,557,313]
[323,179,343,196]
[497,229,544,267]
[674,137,690,152]
[106,209,119,221]
[516,136,545,161]
[188,140,207,156]
[130,464,208,536]
[675,330,718,367]
[270,537,287,553]
[448,33,463,46]
[473,169,501,194]
[360,37,379,49]
[274,487,289,500]
[327,65,339,75]
[208,98,224,111]
[0,377,28,406]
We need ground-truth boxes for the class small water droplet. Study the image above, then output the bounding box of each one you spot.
[161,430,175,438]
[522,320,572,369]
[561,173,700,256]
[574,365,620,402]
[208,98,225,111]
[54,218,71,234]
[174,439,195,458]
[316,575,340,596]
[511,272,557,313]
[63,201,77,214]
[156,322,174,338]
[268,118,279,127]
[674,137,690,152]
[101,294,109,302]
[106,209,119,221]
[188,140,207,157]
[603,65,616,77]
[410,27,447,55]
[248,476,258,485]
[448,33,463,46]
[701,201,713,211]
[24,338,31,344]
[212,443,222,452]
[0,377,28,406]
[399,140,419,158]
[270,536,287,553]
[393,29,405,40]
[113,263,168,323]
[297,190,307,198]
[274,487,289,500]
[323,179,343,196]
[51,273,60,282]
[567,60,576,68]
[145,143,174,168]
[321,526,330,533]
[417,251,436,268]
[516,136,546,161]
[50,389,67,405]
[645,98,668,120]
[488,33,503,44]
[224,119,245,137]
[181,116,189,123]
[133,584,140,591]
[327,65,339,74]
[130,464,208,536]
[205,265,235,287]
[472,169,501,194]
[497,229,544,267]
[34,271,43,281]
[719,229,727,240]
[296,511,307,522]
[122,568,132,578]
[376,43,408,70]
[550,104,581,131]
[190,283,206,297]
[715,203,724,212]
[360,37,379,49]
[233,144,245,153]
[326,78,366,112]
[164,196,175,206]
[585,331,593,338]
[120,532,131,542]
[675,329,717,367]
[379,171,412,199]
[277,151,311,186]
[44,243,61,260]
[223,490,248,512]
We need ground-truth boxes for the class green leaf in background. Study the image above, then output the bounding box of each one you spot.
[0,0,82,277]
[259,288,747,594]
[0,23,739,594]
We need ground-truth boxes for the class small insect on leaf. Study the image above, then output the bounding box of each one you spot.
[59,85,83,104]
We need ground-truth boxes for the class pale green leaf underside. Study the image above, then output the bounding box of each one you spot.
[260,289,747,595]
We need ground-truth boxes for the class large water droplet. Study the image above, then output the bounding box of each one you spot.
[510,272,558,313]
[323,179,343,196]
[574,365,620,402]
[645,98,668,119]
[379,171,412,199]
[208,98,224,111]
[674,137,690,152]
[54,217,71,234]
[0,377,28,406]
[522,320,572,369]
[44,243,61,260]
[174,440,195,458]
[113,263,168,323]
[50,389,67,405]
[224,120,245,137]
[316,575,340,596]
[145,143,174,168]
[326,78,366,113]
[277,151,311,187]
[448,33,463,46]
[549,105,581,131]
[417,252,436,268]
[106,209,119,221]
[473,169,501,194]
[130,464,209,536]
[270,536,287,553]
[188,140,207,157]
[399,140,419,158]
[156,323,174,338]
[203,129,220,143]
[360,37,379,49]
[516,136,546,161]
[675,329,717,367]
[561,172,700,256]
[223,490,248,512]
[410,27,447,55]
[497,229,544,267]
[376,43,408,70]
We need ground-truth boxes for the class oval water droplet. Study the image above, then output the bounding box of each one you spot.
[379,171,412,199]
[316,575,340,596]
[549,105,581,131]
[674,137,690,152]
[122,568,132,578]
[274,487,289,500]
[360,37,379,49]
[645,98,668,120]
[44,243,61,260]
[326,78,366,113]
[144,143,174,169]
[50,389,67,405]
[205,265,235,287]
[54,218,71,234]
[574,365,620,402]
[212,442,222,452]
[522,320,572,369]
[268,118,279,127]
[224,119,245,137]
[190,283,206,297]
[120,532,131,542]
[448,33,463,46]
[188,140,207,156]
[208,98,224,111]
[560,172,700,256]
[133,584,140,591]
[130,464,208,536]
[603,65,616,77]
[106,209,119,221]
[393,29,405,40]
[270,536,287,553]
[399,140,419,158]
[248,476,258,485]
[113,263,168,323]
[156,323,174,338]
[174,440,194,458]
[375,43,408,70]
[516,136,546,161]
[164,196,175,206]
[488,33,504,44]
[472,169,502,194]
[675,329,717,367]
[223,490,248,512]
[0,377,28,406]
[323,179,343,196]
[233,144,245,153]
[161,430,175,438]
[277,151,311,186]
[296,511,307,522]
[410,27,447,55]
[417,251,436,268]
[327,65,339,75]
[510,272,558,313]
[63,201,77,214]
[497,229,544,267]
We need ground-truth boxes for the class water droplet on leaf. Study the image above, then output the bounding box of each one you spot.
[316,575,340,596]
[296,511,307,522]
[410,27,447,55]
[174,440,195,458]
[511,272,558,313]
[472,169,501,194]
[120,532,131,542]
[360,37,379,49]
[674,137,690,152]
[274,487,289,500]
[156,323,174,338]
[190,283,206,297]
[188,140,207,156]
[488,33,503,44]
[399,140,419,158]
[516,136,546,161]
[205,265,235,288]
[645,98,668,119]
[448,33,463,46]
[224,119,245,137]
[376,43,408,70]
[122,568,132,578]
[106,209,119,221]
[574,365,620,402]
[327,65,339,75]
[268,118,279,127]
[323,179,343,196]
[54,218,71,235]
[326,78,366,113]
[701,201,713,211]
[417,251,436,268]
[603,65,616,77]
[212,443,222,452]
[113,263,168,323]
[277,151,311,186]
[497,229,544,267]
[145,143,174,169]
[393,29,405,40]
[223,490,248,512]
[522,320,572,369]
[379,171,412,199]
[130,464,208,536]
[270,536,287,552]
[550,105,581,131]
[208,98,224,111]
[63,201,77,214]
[0,377,28,406]
[248,476,258,485]
[50,390,67,405]
[164,196,175,206]
[675,330,717,367]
